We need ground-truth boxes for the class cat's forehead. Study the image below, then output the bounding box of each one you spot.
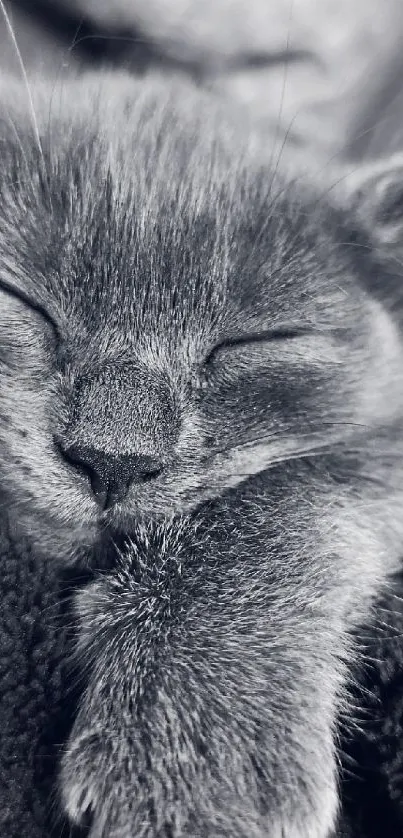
[0,78,354,352]
[3,179,333,344]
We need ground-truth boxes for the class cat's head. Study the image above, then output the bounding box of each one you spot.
[0,74,402,558]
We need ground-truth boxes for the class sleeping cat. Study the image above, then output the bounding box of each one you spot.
[1,72,403,838]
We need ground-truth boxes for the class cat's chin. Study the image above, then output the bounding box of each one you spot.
[4,503,183,562]
[4,482,223,561]
[14,484,255,560]
[98,491,205,530]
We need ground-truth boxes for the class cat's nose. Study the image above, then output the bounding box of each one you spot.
[59,443,163,509]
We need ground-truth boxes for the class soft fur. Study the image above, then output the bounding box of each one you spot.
[1,72,403,837]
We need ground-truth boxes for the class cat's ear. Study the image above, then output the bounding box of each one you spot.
[342,153,403,253]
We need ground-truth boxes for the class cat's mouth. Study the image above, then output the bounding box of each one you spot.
[98,498,180,531]
[49,430,356,550]
[89,438,330,531]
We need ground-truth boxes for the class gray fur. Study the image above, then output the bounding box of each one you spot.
[1,73,403,837]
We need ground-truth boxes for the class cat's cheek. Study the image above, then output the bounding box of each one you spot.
[60,730,103,826]
[353,299,403,428]
[0,371,100,553]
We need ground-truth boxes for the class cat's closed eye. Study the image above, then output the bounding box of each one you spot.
[0,280,59,370]
[0,279,59,339]
[203,326,313,366]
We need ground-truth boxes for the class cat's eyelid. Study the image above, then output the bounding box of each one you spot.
[205,326,312,363]
[0,278,61,342]
[225,326,312,346]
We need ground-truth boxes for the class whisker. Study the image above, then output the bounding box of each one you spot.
[68,17,85,54]
[268,0,295,176]
[209,420,375,459]
[0,0,44,164]
[45,20,86,170]
[1,113,34,188]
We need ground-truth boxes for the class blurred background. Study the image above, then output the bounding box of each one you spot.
[1,1,403,159]
[1,5,403,838]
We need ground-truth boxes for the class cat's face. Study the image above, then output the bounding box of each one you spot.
[0,75,402,558]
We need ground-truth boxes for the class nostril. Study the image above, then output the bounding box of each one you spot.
[140,465,163,482]
[54,437,165,507]
[54,438,96,483]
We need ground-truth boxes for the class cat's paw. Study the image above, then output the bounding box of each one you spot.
[270,789,339,838]
[60,538,343,838]
[60,729,103,826]
[61,718,339,838]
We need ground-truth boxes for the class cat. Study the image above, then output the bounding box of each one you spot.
[1,71,403,838]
